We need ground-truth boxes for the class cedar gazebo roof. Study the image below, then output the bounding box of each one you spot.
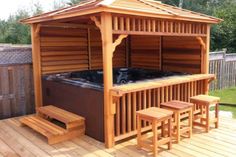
[21,0,222,24]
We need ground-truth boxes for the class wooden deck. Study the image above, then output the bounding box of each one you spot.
[0,113,236,157]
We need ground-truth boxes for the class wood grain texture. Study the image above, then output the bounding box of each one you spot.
[130,35,160,69]
[162,36,201,74]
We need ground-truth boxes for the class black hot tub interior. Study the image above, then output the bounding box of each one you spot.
[47,68,188,87]
[42,68,188,142]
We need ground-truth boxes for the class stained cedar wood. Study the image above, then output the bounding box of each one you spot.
[162,36,201,74]
[31,24,43,109]
[100,12,115,148]
[113,78,210,141]
[40,27,126,74]
[130,35,160,69]
[20,0,221,24]
[111,74,214,96]
[24,0,220,149]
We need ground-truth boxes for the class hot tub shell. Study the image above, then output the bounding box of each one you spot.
[42,79,105,142]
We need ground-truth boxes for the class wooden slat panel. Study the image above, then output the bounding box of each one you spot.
[40,27,89,74]
[162,36,201,74]
[130,35,160,69]
[40,27,127,74]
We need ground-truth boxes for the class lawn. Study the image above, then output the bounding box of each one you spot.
[210,87,236,119]
[210,87,236,104]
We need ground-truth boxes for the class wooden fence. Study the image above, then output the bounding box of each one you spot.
[0,45,34,119]
[209,50,236,90]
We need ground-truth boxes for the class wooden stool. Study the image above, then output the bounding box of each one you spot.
[190,95,220,132]
[136,107,173,157]
[161,100,193,143]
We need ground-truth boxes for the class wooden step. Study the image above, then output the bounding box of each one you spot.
[20,115,85,145]
[20,115,67,138]
[37,105,85,130]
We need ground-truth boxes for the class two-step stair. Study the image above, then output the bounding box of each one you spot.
[20,105,85,145]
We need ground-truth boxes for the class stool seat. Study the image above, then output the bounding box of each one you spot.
[190,95,220,132]
[161,100,194,110]
[190,95,220,105]
[161,101,193,143]
[136,107,173,120]
[136,107,173,157]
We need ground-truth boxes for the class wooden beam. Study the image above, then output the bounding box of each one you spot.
[90,16,101,30]
[41,22,98,29]
[113,30,207,37]
[112,34,128,56]
[31,24,43,111]
[100,12,115,148]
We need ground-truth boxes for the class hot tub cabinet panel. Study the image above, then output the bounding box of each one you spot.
[42,79,104,142]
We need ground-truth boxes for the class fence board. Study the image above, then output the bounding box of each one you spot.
[209,50,236,90]
[0,64,34,119]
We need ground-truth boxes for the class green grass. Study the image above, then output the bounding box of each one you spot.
[210,87,236,104]
[210,87,236,119]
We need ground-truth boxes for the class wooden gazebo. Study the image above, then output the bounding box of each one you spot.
[21,0,221,148]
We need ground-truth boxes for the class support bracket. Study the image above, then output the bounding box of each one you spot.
[90,16,101,30]
[112,34,128,56]
[34,24,41,36]
[196,37,206,50]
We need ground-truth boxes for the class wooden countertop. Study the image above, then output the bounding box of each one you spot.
[111,74,215,97]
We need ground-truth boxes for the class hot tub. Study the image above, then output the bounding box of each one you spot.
[42,68,187,142]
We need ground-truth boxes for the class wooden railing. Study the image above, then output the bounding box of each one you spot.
[112,15,207,36]
[111,74,215,141]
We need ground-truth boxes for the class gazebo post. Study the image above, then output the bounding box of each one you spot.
[100,12,115,148]
[205,24,211,74]
[204,24,211,94]
[31,24,43,111]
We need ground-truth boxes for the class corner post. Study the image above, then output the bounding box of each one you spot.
[100,12,115,148]
[31,24,43,111]
[204,24,211,94]
[205,24,211,74]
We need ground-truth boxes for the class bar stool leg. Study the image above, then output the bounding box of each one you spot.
[161,121,165,137]
[206,106,210,133]
[176,112,180,143]
[189,109,193,138]
[200,105,204,124]
[137,115,141,149]
[153,120,158,157]
[215,103,219,128]
[168,118,172,150]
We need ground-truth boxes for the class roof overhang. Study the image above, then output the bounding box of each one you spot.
[20,0,222,25]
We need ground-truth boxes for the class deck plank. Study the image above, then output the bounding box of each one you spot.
[0,121,37,157]
[0,138,20,157]
[5,118,69,157]
[0,114,235,157]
